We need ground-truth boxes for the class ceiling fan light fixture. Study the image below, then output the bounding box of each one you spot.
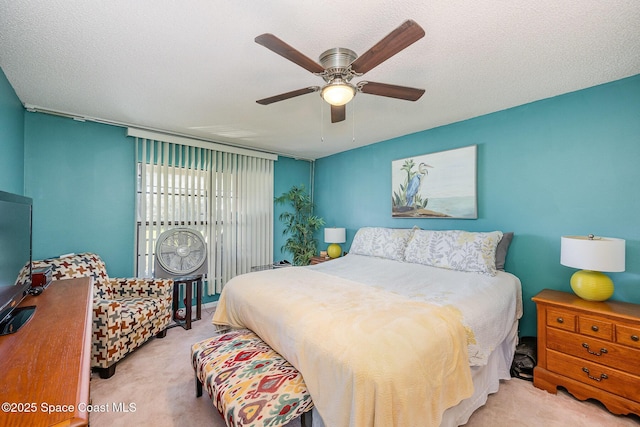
[255,20,426,122]
[321,80,356,106]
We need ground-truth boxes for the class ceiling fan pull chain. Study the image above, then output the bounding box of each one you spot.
[352,99,356,143]
[320,98,324,143]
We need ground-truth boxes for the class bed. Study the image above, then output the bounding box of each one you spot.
[212,227,522,427]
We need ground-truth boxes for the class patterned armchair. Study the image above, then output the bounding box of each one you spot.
[32,253,173,378]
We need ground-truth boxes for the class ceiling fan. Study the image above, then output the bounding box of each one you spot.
[255,19,426,123]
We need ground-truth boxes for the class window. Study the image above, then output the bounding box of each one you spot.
[135,162,208,277]
[133,132,274,294]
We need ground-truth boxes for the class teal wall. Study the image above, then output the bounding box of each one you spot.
[24,113,135,276]
[314,75,640,337]
[0,68,25,194]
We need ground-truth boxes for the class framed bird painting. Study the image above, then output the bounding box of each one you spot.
[391,145,477,218]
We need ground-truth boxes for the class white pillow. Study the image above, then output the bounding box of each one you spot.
[404,230,503,276]
[349,227,415,261]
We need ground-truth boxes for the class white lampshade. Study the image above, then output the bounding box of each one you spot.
[321,82,355,106]
[324,227,346,244]
[560,235,625,272]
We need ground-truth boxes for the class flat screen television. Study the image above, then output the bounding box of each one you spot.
[0,190,35,335]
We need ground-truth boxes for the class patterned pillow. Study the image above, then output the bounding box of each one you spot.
[404,230,503,276]
[349,227,415,261]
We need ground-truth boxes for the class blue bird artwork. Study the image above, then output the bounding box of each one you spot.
[405,162,432,207]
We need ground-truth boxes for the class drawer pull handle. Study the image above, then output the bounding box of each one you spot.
[556,317,564,324]
[632,335,639,342]
[591,325,599,332]
[582,367,608,382]
[582,343,608,356]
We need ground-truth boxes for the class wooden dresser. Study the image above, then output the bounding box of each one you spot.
[0,278,93,427]
[533,289,640,416]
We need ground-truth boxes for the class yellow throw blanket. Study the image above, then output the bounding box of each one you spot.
[213,267,473,427]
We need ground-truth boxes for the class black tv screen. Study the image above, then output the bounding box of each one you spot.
[0,191,34,334]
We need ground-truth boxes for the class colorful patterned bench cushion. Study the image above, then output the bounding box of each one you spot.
[192,329,313,427]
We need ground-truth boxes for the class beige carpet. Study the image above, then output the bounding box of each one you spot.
[90,306,639,427]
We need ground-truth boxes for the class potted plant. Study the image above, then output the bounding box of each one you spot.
[275,184,325,266]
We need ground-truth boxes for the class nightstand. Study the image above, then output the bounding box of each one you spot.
[532,289,640,416]
[309,256,331,265]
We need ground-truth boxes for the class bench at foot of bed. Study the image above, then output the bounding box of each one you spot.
[191,328,314,427]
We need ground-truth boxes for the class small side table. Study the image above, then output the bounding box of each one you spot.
[172,275,203,330]
[309,256,332,265]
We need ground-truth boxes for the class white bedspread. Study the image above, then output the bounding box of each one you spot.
[308,254,523,366]
[212,254,522,426]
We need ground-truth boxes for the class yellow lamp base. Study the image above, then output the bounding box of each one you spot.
[570,270,614,302]
[327,243,342,259]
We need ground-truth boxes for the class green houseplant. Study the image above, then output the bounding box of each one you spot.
[275,185,325,266]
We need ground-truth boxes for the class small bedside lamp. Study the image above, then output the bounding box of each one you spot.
[324,227,346,259]
[560,234,625,301]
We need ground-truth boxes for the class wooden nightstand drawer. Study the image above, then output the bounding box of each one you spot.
[546,327,640,375]
[617,325,640,350]
[579,316,613,341]
[533,289,640,416]
[547,349,640,402]
[546,308,576,332]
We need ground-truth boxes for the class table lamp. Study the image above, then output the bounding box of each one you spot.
[560,234,625,301]
[324,227,346,259]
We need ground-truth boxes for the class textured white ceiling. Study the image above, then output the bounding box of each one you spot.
[1,1,639,160]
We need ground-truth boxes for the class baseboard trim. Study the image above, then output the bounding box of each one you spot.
[202,301,218,310]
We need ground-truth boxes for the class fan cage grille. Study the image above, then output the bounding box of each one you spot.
[155,228,207,277]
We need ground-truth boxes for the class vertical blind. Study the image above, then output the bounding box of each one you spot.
[133,132,275,294]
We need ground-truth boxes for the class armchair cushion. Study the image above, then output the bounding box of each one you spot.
[110,278,174,300]
[119,297,172,336]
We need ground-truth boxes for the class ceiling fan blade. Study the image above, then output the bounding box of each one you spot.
[256,87,319,105]
[331,105,346,123]
[255,33,325,74]
[350,20,425,75]
[359,81,425,101]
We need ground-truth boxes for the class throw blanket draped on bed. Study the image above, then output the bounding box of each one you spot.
[213,267,474,427]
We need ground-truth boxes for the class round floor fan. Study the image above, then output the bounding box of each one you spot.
[154,228,208,279]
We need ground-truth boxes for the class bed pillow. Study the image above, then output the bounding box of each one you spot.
[404,229,503,276]
[349,227,415,261]
[495,232,513,271]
